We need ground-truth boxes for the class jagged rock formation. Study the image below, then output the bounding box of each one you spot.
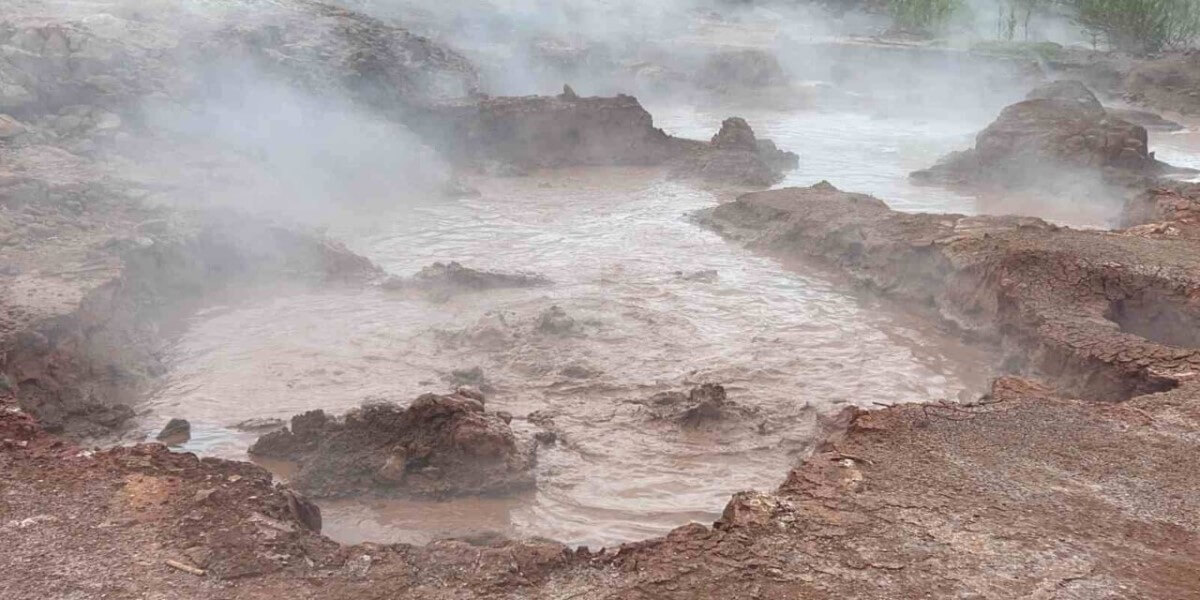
[249,390,536,499]
[911,81,1182,189]
[412,94,797,186]
[671,117,800,187]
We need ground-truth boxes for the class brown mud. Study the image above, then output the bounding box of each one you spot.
[5,176,1200,596]
[4,2,1200,598]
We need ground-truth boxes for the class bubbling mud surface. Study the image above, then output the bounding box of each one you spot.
[142,165,996,548]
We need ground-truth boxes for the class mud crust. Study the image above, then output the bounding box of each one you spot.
[699,182,1200,401]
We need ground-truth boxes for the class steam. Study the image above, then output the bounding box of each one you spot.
[18,0,454,229]
[129,65,448,224]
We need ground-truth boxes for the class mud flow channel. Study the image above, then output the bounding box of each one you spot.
[143,109,1032,548]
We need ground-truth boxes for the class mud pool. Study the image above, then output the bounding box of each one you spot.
[140,105,1200,548]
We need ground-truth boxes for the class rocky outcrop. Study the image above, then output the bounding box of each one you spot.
[0,0,477,120]
[249,390,536,499]
[412,94,797,186]
[1121,52,1200,116]
[211,0,479,109]
[670,117,800,187]
[701,182,1200,400]
[911,81,1181,190]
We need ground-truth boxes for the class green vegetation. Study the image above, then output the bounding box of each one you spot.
[887,0,964,34]
[970,39,1065,60]
[881,0,1200,53]
[1065,0,1200,53]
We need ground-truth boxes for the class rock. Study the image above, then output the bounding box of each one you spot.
[411,93,796,186]
[676,384,730,428]
[639,384,758,428]
[448,366,492,392]
[381,261,550,301]
[535,305,577,336]
[560,84,579,100]
[677,269,719,283]
[670,118,799,187]
[283,488,322,532]
[912,81,1183,190]
[231,417,285,432]
[1024,80,1104,114]
[411,93,687,169]
[156,418,190,445]
[711,117,759,151]
[181,546,213,569]
[248,391,536,499]
[717,491,790,529]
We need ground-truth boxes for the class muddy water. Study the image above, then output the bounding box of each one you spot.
[144,159,997,547]
[652,104,984,214]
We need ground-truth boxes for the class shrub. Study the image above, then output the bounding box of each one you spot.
[888,0,964,34]
[1066,0,1200,54]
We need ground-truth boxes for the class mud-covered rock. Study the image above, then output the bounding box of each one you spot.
[381,261,550,301]
[155,418,190,445]
[413,94,796,186]
[535,305,578,336]
[669,117,799,187]
[249,391,536,499]
[912,81,1179,190]
[638,384,759,428]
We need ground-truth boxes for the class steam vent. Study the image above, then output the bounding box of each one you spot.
[3,0,1200,598]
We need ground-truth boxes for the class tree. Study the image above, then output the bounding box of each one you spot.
[1066,0,1200,54]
